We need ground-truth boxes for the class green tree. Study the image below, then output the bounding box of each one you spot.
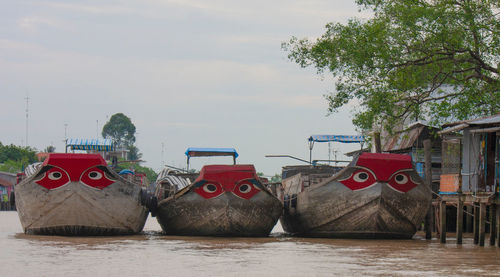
[127,144,143,161]
[283,0,499,131]
[270,173,282,183]
[44,145,56,153]
[102,113,136,148]
[0,142,37,173]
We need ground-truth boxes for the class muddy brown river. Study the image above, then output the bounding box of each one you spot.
[1,211,500,276]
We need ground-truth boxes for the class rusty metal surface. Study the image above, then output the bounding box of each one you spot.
[382,125,426,152]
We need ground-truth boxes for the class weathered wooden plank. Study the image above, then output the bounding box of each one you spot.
[440,200,447,243]
[456,197,463,244]
[424,139,432,240]
[490,204,496,246]
[479,202,486,246]
[474,203,479,244]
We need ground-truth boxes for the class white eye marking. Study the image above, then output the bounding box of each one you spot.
[394,174,408,184]
[48,171,62,180]
[239,184,251,193]
[88,171,103,180]
[203,183,217,193]
[353,171,369,182]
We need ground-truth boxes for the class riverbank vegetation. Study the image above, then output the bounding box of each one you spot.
[0,143,37,173]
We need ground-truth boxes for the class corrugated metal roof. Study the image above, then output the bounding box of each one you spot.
[468,114,500,125]
[383,125,425,152]
[443,114,500,128]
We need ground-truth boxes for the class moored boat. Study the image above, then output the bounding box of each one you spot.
[275,135,432,239]
[15,153,150,236]
[154,148,283,236]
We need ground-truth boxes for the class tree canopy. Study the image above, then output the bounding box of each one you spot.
[0,142,37,173]
[102,113,136,148]
[283,0,499,131]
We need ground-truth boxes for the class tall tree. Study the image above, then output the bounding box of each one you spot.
[283,0,499,131]
[102,113,136,148]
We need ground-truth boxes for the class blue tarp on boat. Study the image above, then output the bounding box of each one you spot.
[119,169,134,175]
[308,135,365,143]
[66,138,114,151]
[185,147,239,158]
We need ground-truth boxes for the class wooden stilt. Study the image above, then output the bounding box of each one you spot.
[456,197,463,244]
[425,209,432,239]
[489,204,496,246]
[479,202,486,246]
[440,200,447,243]
[474,203,479,244]
[496,205,500,247]
[424,139,432,240]
[466,205,473,233]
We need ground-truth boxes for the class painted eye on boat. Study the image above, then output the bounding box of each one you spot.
[239,184,251,193]
[35,166,70,190]
[203,183,218,193]
[387,171,418,193]
[394,174,408,184]
[80,167,115,189]
[339,168,376,191]
[88,171,103,180]
[232,182,261,199]
[353,172,369,182]
[195,182,223,199]
[48,171,62,180]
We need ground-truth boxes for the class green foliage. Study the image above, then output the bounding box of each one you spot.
[102,113,136,148]
[0,142,37,173]
[44,145,56,153]
[115,161,158,184]
[127,145,142,161]
[270,174,282,183]
[283,0,499,131]
[0,159,28,173]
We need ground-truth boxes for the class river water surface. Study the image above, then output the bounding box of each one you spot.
[1,211,500,276]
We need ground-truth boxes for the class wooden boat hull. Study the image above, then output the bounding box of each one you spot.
[157,191,282,236]
[280,153,432,239]
[155,164,283,237]
[15,154,149,236]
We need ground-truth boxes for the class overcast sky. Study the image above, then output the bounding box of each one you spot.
[0,0,370,176]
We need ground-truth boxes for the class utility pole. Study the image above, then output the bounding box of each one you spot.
[64,123,68,153]
[328,142,331,165]
[25,96,29,147]
[161,142,165,166]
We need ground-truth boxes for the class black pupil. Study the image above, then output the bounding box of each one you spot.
[53,172,61,178]
[240,184,249,192]
[396,175,405,181]
[359,173,368,180]
[89,172,98,178]
[206,184,216,192]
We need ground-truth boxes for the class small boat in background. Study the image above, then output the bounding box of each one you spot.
[272,135,432,239]
[154,148,282,237]
[15,153,150,236]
